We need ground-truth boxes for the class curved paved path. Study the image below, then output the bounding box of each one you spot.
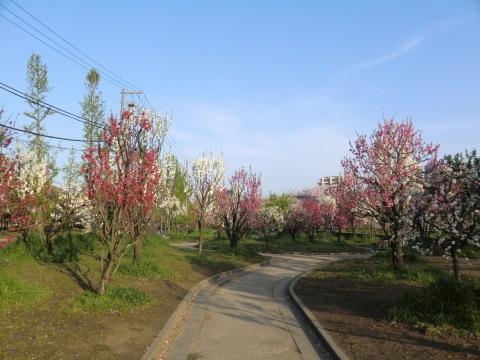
[164,254,360,360]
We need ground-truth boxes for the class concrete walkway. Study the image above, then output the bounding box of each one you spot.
[164,254,358,360]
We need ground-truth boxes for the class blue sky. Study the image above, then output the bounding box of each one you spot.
[1,0,479,195]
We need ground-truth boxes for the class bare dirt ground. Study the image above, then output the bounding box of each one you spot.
[0,262,207,360]
[294,257,480,360]
[3,253,480,359]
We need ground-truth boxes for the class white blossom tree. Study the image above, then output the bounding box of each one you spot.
[254,205,285,247]
[154,152,179,234]
[191,151,225,255]
[418,150,480,280]
[13,143,51,247]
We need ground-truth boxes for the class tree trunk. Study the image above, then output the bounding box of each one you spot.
[98,252,114,295]
[21,230,30,250]
[198,223,204,255]
[451,250,461,281]
[133,237,142,264]
[391,240,404,270]
[133,224,143,264]
[262,229,269,248]
[45,230,55,257]
[291,230,297,242]
[308,232,315,243]
[230,232,240,248]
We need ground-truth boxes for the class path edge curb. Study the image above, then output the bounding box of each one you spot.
[289,263,350,360]
[141,257,276,360]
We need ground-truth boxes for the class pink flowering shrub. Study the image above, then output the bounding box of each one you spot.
[216,167,261,248]
[341,118,439,270]
[82,111,162,294]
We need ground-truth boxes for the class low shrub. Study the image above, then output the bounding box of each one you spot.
[73,285,156,313]
[50,232,96,263]
[337,258,444,284]
[389,276,480,334]
[460,245,480,260]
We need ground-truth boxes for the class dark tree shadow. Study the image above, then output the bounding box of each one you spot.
[59,263,94,291]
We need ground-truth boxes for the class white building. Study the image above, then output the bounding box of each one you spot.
[317,176,340,187]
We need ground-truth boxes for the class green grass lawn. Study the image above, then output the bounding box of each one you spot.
[0,231,273,359]
[196,229,370,254]
[5,227,476,358]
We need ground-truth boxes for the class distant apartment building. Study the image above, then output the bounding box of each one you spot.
[317,176,340,187]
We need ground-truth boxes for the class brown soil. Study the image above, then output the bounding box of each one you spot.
[295,257,480,360]
[3,251,480,360]
[0,260,208,360]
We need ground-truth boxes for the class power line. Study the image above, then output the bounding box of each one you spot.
[2,1,195,162]
[0,11,128,90]
[7,124,192,166]
[8,0,141,92]
[142,93,194,161]
[166,134,193,161]
[14,138,85,152]
[2,82,192,160]
[1,1,139,91]
[2,82,195,162]
[0,81,101,127]
[143,95,154,110]
[0,123,100,143]
[1,98,188,157]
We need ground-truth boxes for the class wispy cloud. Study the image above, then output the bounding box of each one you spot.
[171,99,352,194]
[355,36,424,70]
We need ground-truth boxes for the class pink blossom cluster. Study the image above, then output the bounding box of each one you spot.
[340,118,439,268]
[82,113,161,223]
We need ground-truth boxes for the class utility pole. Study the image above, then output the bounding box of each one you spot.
[120,89,143,113]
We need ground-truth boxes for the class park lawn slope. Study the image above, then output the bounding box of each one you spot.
[0,233,269,360]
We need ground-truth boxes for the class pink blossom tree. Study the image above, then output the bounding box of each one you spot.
[341,118,439,270]
[298,186,346,240]
[0,111,17,247]
[302,200,321,241]
[332,211,348,240]
[82,110,164,295]
[284,204,309,242]
[126,109,170,264]
[216,167,261,248]
[328,180,360,237]
[318,201,337,237]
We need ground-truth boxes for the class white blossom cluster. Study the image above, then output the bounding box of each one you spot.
[409,155,480,261]
[320,195,336,206]
[14,143,49,198]
[192,153,226,186]
[191,152,226,214]
[158,195,186,219]
[258,206,285,232]
[155,151,178,209]
[121,107,171,151]
[57,180,92,232]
